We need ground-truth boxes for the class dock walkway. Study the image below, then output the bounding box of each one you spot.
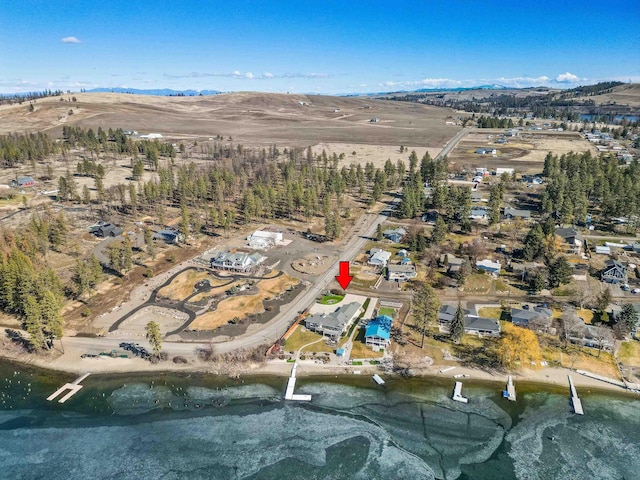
[284,363,312,402]
[568,375,584,415]
[47,373,91,404]
[452,381,468,403]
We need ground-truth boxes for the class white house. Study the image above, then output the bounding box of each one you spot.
[210,251,266,272]
[247,230,283,249]
[368,248,392,267]
[387,264,417,281]
[476,259,501,276]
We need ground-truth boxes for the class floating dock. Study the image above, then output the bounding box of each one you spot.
[284,363,312,402]
[568,375,584,415]
[452,381,469,403]
[372,374,385,385]
[503,375,516,402]
[47,373,90,404]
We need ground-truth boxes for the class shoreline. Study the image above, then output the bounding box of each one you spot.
[1,347,638,398]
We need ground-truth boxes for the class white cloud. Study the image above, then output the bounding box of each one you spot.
[245,72,254,79]
[262,72,274,78]
[61,36,81,44]
[556,72,580,83]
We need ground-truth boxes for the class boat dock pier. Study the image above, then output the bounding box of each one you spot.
[284,363,312,402]
[47,373,91,404]
[503,375,517,402]
[452,381,469,403]
[568,375,584,415]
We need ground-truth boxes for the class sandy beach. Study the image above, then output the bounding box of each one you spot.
[1,341,636,396]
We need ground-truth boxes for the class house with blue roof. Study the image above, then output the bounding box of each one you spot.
[365,315,393,351]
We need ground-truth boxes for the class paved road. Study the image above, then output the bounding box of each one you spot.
[436,127,469,160]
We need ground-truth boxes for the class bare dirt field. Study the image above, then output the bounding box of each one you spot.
[0,92,460,149]
[291,253,336,276]
[448,131,597,173]
[117,306,188,336]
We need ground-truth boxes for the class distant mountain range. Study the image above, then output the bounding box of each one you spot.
[86,87,222,96]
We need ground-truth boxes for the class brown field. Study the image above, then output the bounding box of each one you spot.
[191,272,299,330]
[315,142,442,171]
[0,91,460,150]
[448,131,597,174]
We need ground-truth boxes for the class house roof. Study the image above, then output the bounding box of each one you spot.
[476,259,501,271]
[504,207,531,218]
[369,249,391,264]
[556,227,583,242]
[365,315,392,340]
[388,264,416,273]
[306,302,361,333]
[465,316,500,333]
[438,305,471,323]
[383,227,407,237]
[511,307,552,324]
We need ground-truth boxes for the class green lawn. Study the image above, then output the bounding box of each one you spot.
[350,327,385,359]
[378,307,396,318]
[320,294,344,305]
[477,307,510,321]
[284,326,335,353]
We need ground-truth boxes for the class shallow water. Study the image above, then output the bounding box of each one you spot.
[0,362,638,480]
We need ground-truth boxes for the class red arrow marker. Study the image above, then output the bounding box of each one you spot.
[335,261,353,290]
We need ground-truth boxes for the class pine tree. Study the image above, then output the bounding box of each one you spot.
[449,303,465,343]
[146,321,163,356]
[412,282,440,348]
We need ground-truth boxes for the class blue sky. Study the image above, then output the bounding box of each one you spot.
[1,0,639,94]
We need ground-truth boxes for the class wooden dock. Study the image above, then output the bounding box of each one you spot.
[568,375,584,415]
[47,373,91,404]
[284,363,312,402]
[503,375,516,402]
[452,381,469,403]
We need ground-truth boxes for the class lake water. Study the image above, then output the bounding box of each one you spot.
[578,114,638,123]
[0,361,638,479]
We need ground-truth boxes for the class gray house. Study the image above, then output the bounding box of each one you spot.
[383,228,407,243]
[511,307,552,330]
[305,302,362,339]
[438,305,500,336]
[91,223,123,238]
[503,207,531,220]
[555,227,583,254]
[601,260,627,284]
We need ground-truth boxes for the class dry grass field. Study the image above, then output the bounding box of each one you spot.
[157,270,212,301]
[574,83,640,108]
[191,272,299,330]
[0,92,460,150]
[448,131,597,173]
